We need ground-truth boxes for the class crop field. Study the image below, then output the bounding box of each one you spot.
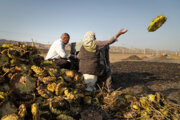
[111,61,180,103]
[110,53,180,103]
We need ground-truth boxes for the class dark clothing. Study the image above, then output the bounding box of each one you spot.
[78,46,102,75]
[49,58,71,69]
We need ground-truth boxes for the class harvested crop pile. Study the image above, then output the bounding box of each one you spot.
[103,91,180,119]
[0,43,179,120]
[123,55,142,60]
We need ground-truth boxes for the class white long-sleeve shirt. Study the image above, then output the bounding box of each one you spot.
[45,39,70,60]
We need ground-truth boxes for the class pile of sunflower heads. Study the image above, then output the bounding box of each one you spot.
[103,90,180,120]
[0,43,92,120]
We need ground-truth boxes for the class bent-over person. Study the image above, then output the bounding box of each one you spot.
[78,29,128,92]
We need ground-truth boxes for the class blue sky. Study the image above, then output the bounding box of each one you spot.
[0,0,180,51]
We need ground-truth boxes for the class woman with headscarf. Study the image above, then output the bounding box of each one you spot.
[78,28,128,91]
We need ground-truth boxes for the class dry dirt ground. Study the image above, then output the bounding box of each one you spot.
[109,53,150,63]
[110,54,180,105]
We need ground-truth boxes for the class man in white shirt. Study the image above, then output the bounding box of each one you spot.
[45,33,73,69]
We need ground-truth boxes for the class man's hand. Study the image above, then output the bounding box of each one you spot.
[115,28,128,38]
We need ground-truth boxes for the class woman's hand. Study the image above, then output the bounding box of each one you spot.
[115,28,128,38]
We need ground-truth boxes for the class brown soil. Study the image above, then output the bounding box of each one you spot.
[122,55,142,60]
[111,61,180,105]
[109,53,150,63]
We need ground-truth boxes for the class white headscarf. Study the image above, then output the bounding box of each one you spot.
[83,31,97,52]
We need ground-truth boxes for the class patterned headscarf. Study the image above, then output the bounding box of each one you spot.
[83,31,97,52]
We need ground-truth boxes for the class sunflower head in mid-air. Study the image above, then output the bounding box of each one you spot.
[148,15,167,32]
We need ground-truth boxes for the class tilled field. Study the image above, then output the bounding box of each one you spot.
[111,61,180,104]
